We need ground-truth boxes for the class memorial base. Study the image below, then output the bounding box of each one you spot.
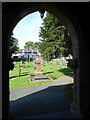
[34,72,47,80]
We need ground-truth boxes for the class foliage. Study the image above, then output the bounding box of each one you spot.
[39,12,72,61]
[10,33,19,56]
[24,41,39,50]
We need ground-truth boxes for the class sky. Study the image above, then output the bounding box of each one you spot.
[13,11,46,49]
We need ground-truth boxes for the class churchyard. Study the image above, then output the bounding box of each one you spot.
[9,59,73,90]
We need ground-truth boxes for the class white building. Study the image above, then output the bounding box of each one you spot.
[12,48,41,60]
[60,54,73,60]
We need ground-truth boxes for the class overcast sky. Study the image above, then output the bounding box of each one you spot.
[13,11,46,49]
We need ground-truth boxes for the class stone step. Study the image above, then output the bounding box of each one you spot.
[34,75,48,80]
[10,111,80,120]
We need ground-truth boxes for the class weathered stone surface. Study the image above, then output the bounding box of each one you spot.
[34,56,46,80]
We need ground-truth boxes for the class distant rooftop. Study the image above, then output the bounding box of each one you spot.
[16,48,38,53]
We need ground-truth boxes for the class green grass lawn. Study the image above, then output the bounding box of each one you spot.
[9,60,73,89]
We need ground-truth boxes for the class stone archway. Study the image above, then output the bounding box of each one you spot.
[6,3,88,119]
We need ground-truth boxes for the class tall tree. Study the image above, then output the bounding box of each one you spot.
[24,41,39,49]
[39,12,72,61]
[10,33,19,56]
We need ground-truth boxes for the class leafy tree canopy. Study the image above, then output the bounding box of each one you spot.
[38,12,72,61]
[10,33,19,56]
[24,41,39,50]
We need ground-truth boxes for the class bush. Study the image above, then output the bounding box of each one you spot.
[13,58,27,62]
[13,58,21,62]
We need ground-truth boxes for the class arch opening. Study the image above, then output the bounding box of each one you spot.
[9,3,84,119]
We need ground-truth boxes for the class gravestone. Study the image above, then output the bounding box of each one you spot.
[18,65,21,76]
[28,72,32,82]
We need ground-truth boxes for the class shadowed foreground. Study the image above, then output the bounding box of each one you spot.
[9,76,78,119]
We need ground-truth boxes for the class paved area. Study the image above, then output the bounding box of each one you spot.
[9,75,74,119]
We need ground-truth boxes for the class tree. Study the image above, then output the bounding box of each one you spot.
[24,41,39,49]
[10,33,19,56]
[24,41,34,49]
[39,12,72,61]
